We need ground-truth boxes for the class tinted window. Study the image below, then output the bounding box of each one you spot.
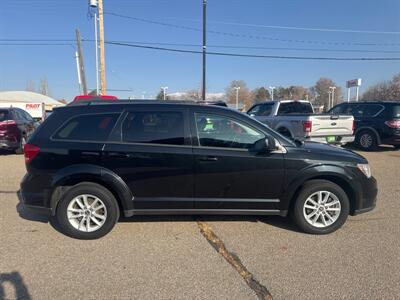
[248,103,273,116]
[196,113,264,149]
[278,102,313,115]
[54,113,119,141]
[122,111,184,145]
[391,104,400,118]
[362,104,384,117]
[0,110,10,122]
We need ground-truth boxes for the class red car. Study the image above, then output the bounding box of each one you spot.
[72,95,118,102]
[0,107,37,153]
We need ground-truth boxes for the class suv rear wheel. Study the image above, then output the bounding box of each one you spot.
[355,130,378,151]
[292,180,350,234]
[55,182,120,239]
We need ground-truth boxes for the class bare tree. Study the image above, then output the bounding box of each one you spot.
[314,78,342,110]
[252,87,270,103]
[39,77,50,96]
[225,80,252,109]
[25,80,35,92]
[362,74,400,101]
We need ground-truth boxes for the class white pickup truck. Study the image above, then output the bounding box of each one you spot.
[247,100,355,145]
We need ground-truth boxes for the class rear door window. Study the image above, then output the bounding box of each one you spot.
[122,111,185,145]
[53,113,119,141]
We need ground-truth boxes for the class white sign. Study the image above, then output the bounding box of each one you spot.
[346,78,362,88]
[0,102,45,120]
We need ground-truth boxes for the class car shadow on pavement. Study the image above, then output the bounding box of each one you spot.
[119,215,303,233]
[0,272,32,300]
[0,149,16,156]
[344,144,398,152]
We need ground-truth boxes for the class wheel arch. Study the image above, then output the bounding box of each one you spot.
[276,125,293,139]
[50,164,133,215]
[355,126,381,145]
[283,167,357,215]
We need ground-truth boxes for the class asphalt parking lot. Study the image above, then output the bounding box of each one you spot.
[0,147,399,299]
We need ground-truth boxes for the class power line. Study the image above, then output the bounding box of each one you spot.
[180,19,400,35]
[105,12,400,47]
[4,38,400,53]
[105,41,400,61]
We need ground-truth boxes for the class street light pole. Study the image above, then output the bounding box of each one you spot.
[329,86,336,109]
[233,86,240,109]
[201,0,207,101]
[161,86,168,100]
[269,86,275,101]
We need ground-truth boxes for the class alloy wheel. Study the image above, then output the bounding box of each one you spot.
[66,194,107,232]
[303,191,341,228]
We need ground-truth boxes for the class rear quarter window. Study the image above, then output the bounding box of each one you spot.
[391,104,400,118]
[0,110,10,122]
[53,113,119,141]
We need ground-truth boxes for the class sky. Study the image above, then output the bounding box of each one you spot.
[1,0,400,101]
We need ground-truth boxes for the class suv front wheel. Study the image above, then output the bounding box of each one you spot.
[292,180,350,234]
[55,182,120,239]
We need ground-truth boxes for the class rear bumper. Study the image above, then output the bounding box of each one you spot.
[305,135,355,145]
[381,134,400,145]
[0,139,18,149]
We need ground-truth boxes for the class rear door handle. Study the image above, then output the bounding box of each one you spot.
[198,156,218,162]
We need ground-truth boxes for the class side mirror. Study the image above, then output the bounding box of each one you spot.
[265,136,278,151]
[252,136,277,153]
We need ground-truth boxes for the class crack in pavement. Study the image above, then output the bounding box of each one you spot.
[0,191,18,194]
[197,221,273,300]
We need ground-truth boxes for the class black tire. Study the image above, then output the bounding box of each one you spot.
[292,179,350,234]
[355,130,378,151]
[15,134,26,154]
[55,182,120,239]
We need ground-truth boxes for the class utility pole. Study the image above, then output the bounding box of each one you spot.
[328,91,332,110]
[75,29,88,95]
[98,0,106,95]
[202,0,207,101]
[234,86,240,109]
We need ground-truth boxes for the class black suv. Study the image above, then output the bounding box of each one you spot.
[329,101,400,150]
[20,101,377,239]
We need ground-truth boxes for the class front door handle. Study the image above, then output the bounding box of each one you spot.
[108,152,130,159]
[198,156,218,162]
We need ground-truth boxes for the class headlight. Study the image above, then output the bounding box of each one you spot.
[357,163,371,178]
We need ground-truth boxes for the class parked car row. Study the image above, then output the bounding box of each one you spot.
[328,101,400,151]
[20,100,377,239]
[247,100,355,145]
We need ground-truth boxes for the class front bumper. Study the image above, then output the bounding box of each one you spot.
[305,135,355,145]
[351,175,378,216]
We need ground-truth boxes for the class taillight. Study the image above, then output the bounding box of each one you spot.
[0,120,17,130]
[385,120,400,129]
[24,144,40,164]
[352,120,355,133]
[303,120,312,133]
